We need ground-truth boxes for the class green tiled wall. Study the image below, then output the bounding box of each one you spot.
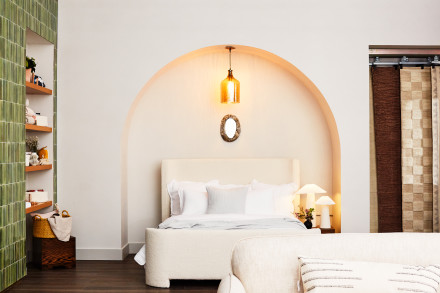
[0,0,57,291]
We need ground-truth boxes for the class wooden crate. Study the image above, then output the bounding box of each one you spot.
[33,236,76,270]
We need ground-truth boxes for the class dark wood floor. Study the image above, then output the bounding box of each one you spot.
[6,255,220,293]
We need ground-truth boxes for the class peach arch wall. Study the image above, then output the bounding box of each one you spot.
[121,45,341,244]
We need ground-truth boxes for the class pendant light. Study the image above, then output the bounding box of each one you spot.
[221,46,240,104]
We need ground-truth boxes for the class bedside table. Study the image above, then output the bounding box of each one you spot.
[317,226,335,234]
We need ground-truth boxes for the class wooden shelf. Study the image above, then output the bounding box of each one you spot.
[25,124,52,132]
[26,82,52,95]
[26,201,52,214]
[26,165,52,172]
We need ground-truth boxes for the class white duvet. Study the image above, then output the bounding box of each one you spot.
[135,214,306,265]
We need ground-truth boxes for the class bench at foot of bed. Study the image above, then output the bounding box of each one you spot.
[144,227,320,287]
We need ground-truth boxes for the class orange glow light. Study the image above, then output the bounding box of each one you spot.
[221,69,240,103]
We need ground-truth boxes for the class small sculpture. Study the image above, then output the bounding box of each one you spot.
[30,152,40,166]
[34,75,46,87]
[38,146,48,160]
[38,147,50,165]
[26,99,36,125]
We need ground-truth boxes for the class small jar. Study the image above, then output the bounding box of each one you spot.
[25,152,31,166]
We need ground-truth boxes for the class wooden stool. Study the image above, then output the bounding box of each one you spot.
[33,236,76,270]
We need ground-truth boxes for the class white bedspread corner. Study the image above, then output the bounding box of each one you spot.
[135,214,306,266]
[134,244,146,266]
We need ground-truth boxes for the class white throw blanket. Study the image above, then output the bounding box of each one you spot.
[134,214,306,265]
[158,214,306,230]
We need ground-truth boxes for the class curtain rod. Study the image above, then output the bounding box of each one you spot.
[369,56,440,67]
[369,48,440,56]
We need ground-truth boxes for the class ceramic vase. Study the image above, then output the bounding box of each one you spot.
[304,219,313,229]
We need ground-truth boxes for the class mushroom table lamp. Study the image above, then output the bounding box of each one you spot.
[315,195,335,229]
[296,184,327,227]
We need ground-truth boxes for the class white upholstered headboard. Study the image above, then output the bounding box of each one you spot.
[161,158,300,221]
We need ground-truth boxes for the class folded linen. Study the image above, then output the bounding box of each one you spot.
[134,245,146,266]
[27,191,48,203]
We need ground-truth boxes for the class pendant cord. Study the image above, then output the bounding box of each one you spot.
[229,47,232,71]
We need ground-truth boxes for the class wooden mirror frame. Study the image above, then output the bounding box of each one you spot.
[220,114,241,142]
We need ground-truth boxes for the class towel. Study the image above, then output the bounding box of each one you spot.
[48,215,72,242]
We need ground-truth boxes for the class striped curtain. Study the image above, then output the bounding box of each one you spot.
[400,68,433,232]
[432,67,440,232]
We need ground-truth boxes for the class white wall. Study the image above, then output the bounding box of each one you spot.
[126,47,333,245]
[57,0,440,258]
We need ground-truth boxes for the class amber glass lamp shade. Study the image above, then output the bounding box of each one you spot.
[221,69,240,104]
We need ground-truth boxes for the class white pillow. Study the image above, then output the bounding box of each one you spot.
[209,183,250,189]
[251,179,298,216]
[298,256,440,293]
[206,186,249,214]
[245,188,274,215]
[167,179,219,215]
[181,188,209,215]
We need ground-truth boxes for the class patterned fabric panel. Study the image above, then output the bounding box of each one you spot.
[432,66,440,233]
[400,68,433,232]
[371,67,403,232]
[298,257,440,293]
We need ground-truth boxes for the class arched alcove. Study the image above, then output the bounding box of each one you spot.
[121,45,341,245]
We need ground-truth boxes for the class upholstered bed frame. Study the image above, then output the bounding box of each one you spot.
[145,158,320,288]
[161,158,301,221]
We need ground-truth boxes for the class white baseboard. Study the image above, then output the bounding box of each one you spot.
[122,243,129,259]
[129,242,144,254]
[77,243,129,260]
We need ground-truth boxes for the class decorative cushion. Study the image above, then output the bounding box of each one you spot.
[298,256,440,293]
[206,186,249,214]
[251,179,298,216]
[181,188,209,215]
[167,179,219,215]
[245,188,274,215]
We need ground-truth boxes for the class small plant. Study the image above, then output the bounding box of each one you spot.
[26,56,37,72]
[26,136,39,152]
[295,206,314,221]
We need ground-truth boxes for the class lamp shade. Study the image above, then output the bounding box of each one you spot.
[296,184,326,195]
[315,195,335,206]
[221,70,240,103]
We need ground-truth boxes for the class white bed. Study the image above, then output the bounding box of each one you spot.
[144,158,320,288]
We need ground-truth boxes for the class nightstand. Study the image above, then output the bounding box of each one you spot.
[317,226,335,234]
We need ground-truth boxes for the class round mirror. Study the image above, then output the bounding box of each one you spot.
[224,118,236,138]
[220,114,241,142]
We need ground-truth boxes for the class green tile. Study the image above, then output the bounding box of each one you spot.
[0,0,57,291]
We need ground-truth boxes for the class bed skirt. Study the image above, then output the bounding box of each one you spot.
[145,228,320,288]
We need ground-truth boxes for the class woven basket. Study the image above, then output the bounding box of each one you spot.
[33,210,70,239]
